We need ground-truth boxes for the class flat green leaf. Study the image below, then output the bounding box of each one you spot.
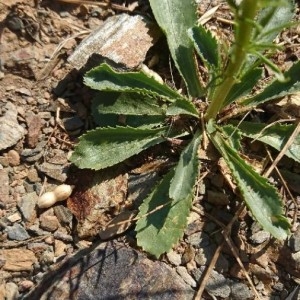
[233,121,300,163]
[70,126,186,170]
[169,130,201,200]
[136,170,193,258]
[207,121,290,239]
[222,68,263,107]
[149,0,203,97]
[188,25,220,72]
[253,0,295,44]
[92,92,166,116]
[84,63,184,101]
[241,60,300,107]
[166,98,199,118]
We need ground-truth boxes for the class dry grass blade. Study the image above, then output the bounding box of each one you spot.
[198,5,220,25]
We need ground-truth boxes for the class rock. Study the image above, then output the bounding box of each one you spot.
[0,102,25,151]
[166,250,182,266]
[53,231,73,242]
[63,116,84,132]
[7,223,30,241]
[36,162,69,182]
[5,282,19,300]
[40,210,60,232]
[27,167,41,183]
[0,169,10,204]
[68,14,160,70]
[288,225,300,252]
[25,113,42,148]
[176,266,197,288]
[186,232,211,248]
[6,212,22,223]
[205,269,231,298]
[40,250,55,265]
[250,230,270,244]
[6,150,20,166]
[0,248,37,271]
[23,242,194,299]
[54,239,66,258]
[230,281,254,300]
[18,192,38,222]
[19,280,34,292]
[68,168,127,238]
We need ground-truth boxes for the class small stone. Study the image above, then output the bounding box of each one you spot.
[27,167,41,183]
[5,282,19,300]
[54,239,66,257]
[26,113,42,148]
[18,192,38,222]
[288,225,300,252]
[15,87,32,96]
[7,223,30,241]
[0,102,25,151]
[6,212,21,223]
[0,169,9,204]
[18,280,34,292]
[186,232,211,248]
[206,269,231,298]
[230,282,254,300]
[250,230,270,244]
[40,249,55,265]
[6,150,20,166]
[53,231,73,242]
[0,248,37,271]
[63,116,84,131]
[166,250,182,266]
[40,211,60,232]
[36,162,69,182]
[176,266,197,287]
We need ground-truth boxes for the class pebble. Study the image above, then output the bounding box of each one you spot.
[250,230,270,244]
[18,280,34,292]
[36,162,69,182]
[40,211,60,232]
[0,169,10,204]
[288,225,300,252]
[186,232,211,248]
[176,266,197,287]
[6,212,21,223]
[54,239,66,257]
[18,192,38,222]
[166,250,182,266]
[27,167,41,183]
[63,116,84,131]
[53,230,73,242]
[5,282,19,300]
[0,249,37,271]
[230,281,254,300]
[6,150,20,166]
[7,223,30,241]
[0,102,25,151]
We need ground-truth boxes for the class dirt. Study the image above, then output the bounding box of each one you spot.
[0,0,300,299]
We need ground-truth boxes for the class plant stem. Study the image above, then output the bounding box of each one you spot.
[205,0,259,120]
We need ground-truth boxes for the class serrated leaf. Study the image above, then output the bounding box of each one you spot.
[241,60,300,107]
[136,170,193,258]
[207,120,290,239]
[221,125,242,151]
[233,121,300,163]
[166,98,199,118]
[149,0,203,97]
[70,126,186,170]
[188,25,220,72]
[222,68,263,107]
[254,0,295,44]
[169,130,201,200]
[84,63,183,101]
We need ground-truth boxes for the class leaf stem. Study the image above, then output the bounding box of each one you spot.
[205,0,259,120]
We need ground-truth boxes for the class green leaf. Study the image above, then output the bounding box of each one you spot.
[149,0,203,97]
[222,68,263,107]
[222,125,242,151]
[254,0,295,44]
[188,25,220,72]
[84,63,183,101]
[241,60,300,107]
[70,126,186,170]
[169,130,201,200]
[166,98,199,118]
[233,121,300,163]
[136,170,193,258]
[207,120,290,239]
